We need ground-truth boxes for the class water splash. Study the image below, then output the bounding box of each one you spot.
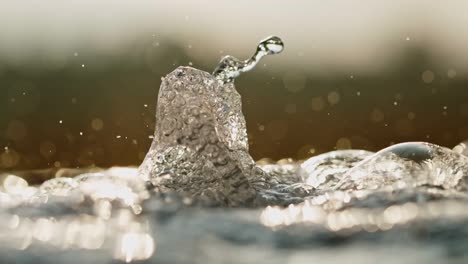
[138,37,286,206]
[3,141,468,262]
[213,36,284,83]
[337,142,468,191]
[138,67,261,206]
[3,35,468,263]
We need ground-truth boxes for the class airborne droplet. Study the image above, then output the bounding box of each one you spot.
[213,36,284,83]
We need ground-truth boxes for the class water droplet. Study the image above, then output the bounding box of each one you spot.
[213,36,284,83]
[3,175,28,195]
[91,118,104,131]
[327,91,340,105]
[336,137,352,150]
[422,70,434,84]
[311,96,325,112]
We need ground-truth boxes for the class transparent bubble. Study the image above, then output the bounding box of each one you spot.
[339,142,468,190]
[299,150,373,189]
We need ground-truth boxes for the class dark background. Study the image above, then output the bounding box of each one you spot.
[1,1,468,170]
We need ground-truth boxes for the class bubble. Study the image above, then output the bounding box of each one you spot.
[3,175,28,195]
[91,118,104,131]
[327,91,340,105]
[336,137,352,150]
[64,215,106,250]
[33,218,54,242]
[447,69,456,78]
[421,70,434,84]
[311,96,325,112]
[340,142,468,190]
[299,150,373,189]
[114,232,155,263]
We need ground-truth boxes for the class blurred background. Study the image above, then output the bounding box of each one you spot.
[1,0,468,171]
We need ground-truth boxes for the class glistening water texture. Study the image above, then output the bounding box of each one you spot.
[213,36,284,83]
[2,37,468,263]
